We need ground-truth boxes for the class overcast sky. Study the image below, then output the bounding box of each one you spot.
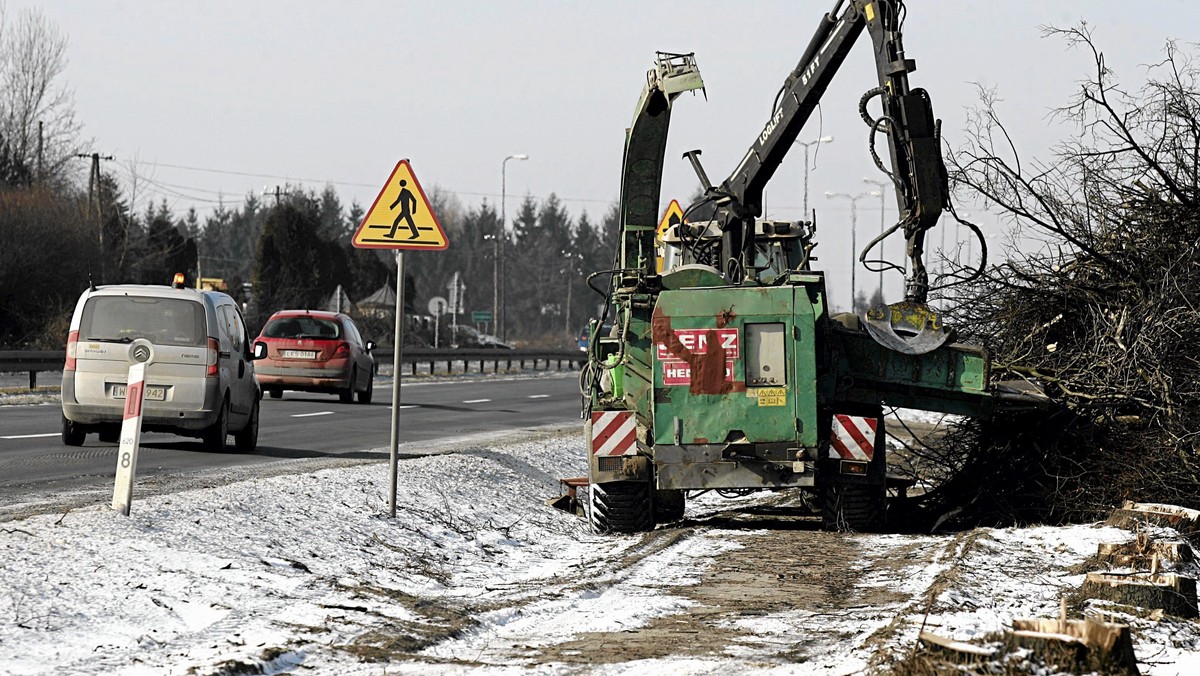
[17,0,1200,306]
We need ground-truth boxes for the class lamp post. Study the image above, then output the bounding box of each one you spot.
[497,153,528,341]
[795,136,833,219]
[826,190,881,312]
[862,177,889,298]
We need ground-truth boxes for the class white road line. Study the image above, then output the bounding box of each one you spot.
[393,405,419,409]
[528,394,550,399]
[463,398,491,404]
[291,411,335,418]
[2,432,60,440]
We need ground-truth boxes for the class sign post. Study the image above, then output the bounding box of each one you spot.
[112,339,154,516]
[352,159,449,518]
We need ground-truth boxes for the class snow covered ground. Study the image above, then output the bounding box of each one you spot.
[2,414,1199,673]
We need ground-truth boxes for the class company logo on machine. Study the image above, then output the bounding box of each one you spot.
[829,414,878,461]
[655,328,739,360]
[590,411,637,456]
[657,328,739,386]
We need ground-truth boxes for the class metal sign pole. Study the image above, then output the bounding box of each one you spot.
[388,250,405,518]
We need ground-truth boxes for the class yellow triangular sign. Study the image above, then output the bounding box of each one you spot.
[352,160,449,250]
[657,199,684,241]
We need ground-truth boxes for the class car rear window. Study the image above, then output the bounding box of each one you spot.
[80,296,206,347]
[263,316,342,340]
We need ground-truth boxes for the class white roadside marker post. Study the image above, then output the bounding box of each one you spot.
[112,342,152,516]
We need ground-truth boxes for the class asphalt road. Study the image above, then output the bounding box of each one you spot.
[0,372,583,515]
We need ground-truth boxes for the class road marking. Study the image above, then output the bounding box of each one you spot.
[393,405,419,410]
[291,411,335,418]
[2,432,60,440]
[528,394,550,399]
[463,398,491,404]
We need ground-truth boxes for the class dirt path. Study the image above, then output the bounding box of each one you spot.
[527,500,954,670]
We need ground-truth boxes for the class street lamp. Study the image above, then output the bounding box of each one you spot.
[795,136,833,219]
[826,190,881,312]
[862,177,889,298]
[497,153,528,341]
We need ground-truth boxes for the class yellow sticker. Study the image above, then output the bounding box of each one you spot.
[756,387,787,407]
[865,2,875,22]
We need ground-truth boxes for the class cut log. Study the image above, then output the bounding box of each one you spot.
[1082,571,1198,619]
[1105,501,1200,535]
[1097,539,1194,568]
[1009,617,1138,675]
[917,630,998,665]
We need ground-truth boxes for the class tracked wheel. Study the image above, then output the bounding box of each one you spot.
[589,480,654,534]
[821,481,885,532]
[654,489,686,524]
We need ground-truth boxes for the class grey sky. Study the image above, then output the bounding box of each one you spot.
[19,0,1199,306]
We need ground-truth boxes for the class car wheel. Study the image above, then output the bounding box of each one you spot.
[339,371,356,403]
[357,370,373,404]
[202,396,229,452]
[234,398,259,453]
[62,415,86,446]
[269,388,282,399]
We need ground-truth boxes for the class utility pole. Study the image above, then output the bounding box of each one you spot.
[795,136,833,219]
[863,177,890,299]
[77,152,115,283]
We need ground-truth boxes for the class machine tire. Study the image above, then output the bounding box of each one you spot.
[234,399,259,453]
[268,388,282,399]
[62,416,85,446]
[654,489,686,523]
[821,480,885,532]
[339,372,356,403]
[588,480,654,534]
[357,370,373,404]
[203,397,230,452]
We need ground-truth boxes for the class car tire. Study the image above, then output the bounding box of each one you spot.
[357,370,373,404]
[269,388,282,399]
[203,396,229,452]
[62,416,86,447]
[234,399,259,453]
[339,372,356,403]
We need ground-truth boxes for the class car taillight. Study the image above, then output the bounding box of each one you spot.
[206,337,220,377]
[65,330,78,370]
[333,342,351,359]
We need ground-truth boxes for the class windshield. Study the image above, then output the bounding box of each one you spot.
[263,316,342,340]
[80,296,207,347]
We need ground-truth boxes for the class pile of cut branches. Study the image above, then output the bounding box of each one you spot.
[912,27,1200,526]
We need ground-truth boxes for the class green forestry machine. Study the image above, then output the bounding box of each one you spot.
[581,0,1008,533]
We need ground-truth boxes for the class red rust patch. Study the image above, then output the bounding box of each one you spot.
[651,308,743,395]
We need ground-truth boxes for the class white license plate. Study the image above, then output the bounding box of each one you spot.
[281,350,317,359]
[112,385,166,401]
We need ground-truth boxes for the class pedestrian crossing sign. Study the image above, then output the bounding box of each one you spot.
[352,159,449,250]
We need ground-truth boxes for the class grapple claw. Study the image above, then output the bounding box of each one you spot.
[862,300,952,355]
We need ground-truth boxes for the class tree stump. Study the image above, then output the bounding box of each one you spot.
[1105,501,1200,537]
[917,630,998,665]
[1082,571,1198,619]
[1097,538,1194,569]
[1008,617,1138,675]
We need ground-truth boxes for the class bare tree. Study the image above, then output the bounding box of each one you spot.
[910,26,1200,526]
[0,3,81,185]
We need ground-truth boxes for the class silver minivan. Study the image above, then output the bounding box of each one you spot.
[61,279,261,452]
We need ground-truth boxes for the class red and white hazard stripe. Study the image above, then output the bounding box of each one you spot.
[829,414,878,461]
[590,410,637,456]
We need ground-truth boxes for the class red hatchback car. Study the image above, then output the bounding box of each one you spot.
[253,310,375,403]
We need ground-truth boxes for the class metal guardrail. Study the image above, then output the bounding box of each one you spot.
[0,351,63,389]
[0,348,585,390]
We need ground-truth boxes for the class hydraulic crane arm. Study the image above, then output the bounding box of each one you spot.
[689,0,951,353]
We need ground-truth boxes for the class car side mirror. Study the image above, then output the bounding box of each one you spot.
[252,341,268,360]
[366,340,376,351]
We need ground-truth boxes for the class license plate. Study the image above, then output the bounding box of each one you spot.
[112,385,166,401]
[281,350,317,359]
